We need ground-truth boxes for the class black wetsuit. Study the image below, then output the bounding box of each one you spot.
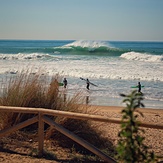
[63,79,67,88]
[86,79,90,90]
[138,82,141,93]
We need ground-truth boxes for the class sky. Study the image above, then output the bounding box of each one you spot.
[0,0,163,41]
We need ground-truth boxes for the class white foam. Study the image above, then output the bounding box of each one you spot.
[0,51,163,82]
[64,40,112,48]
[120,52,163,62]
[0,53,51,60]
[46,58,163,82]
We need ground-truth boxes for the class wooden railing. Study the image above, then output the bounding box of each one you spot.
[0,106,163,163]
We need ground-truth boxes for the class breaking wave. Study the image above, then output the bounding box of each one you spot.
[0,53,54,60]
[53,40,126,55]
[120,52,163,62]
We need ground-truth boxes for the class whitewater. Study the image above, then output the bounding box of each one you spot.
[0,40,163,109]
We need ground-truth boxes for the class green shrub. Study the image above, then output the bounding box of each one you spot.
[116,90,156,163]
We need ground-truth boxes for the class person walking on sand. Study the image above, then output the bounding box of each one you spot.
[63,78,68,88]
[86,78,90,90]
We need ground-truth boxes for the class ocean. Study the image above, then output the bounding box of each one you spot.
[0,40,163,109]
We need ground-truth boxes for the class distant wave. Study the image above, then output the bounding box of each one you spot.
[53,40,126,55]
[120,52,163,62]
[0,53,54,60]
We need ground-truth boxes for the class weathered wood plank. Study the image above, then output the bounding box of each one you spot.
[43,115,116,163]
[0,106,163,129]
[0,116,38,138]
[38,113,44,157]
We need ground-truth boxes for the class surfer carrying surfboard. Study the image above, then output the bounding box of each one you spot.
[131,82,144,93]
[80,77,98,90]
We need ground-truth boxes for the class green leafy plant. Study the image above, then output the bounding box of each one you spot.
[116,90,156,163]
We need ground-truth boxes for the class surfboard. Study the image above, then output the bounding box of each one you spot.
[131,86,144,88]
[58,83,64,86]
[80,77,98,87]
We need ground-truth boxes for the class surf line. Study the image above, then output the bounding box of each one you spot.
[80,77,98,87]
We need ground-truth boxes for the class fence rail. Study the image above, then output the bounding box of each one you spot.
[0,106,163,163]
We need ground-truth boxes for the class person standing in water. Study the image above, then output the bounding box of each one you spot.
[86,78,90,90]
[63,78,68,88]
[138,82,141,93]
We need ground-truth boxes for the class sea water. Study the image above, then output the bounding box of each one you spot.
[0,40,163,109]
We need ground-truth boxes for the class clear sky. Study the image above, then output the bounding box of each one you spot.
[0,0,163,41]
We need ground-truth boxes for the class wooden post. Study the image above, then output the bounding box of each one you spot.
[38,112,44,157]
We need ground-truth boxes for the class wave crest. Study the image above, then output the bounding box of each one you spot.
[120,52,163,62]
[53,40,122,54]
[0,53,52,60]
[65,40,109,48]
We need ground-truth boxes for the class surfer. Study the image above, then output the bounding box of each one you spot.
[63,78,68,88]
[138,82,141,93]
[86,79,90,90]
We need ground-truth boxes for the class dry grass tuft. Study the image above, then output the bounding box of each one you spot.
[0,71,69,127]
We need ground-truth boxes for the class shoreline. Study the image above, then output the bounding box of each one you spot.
[87,104,163,113]
[87,95,163,110]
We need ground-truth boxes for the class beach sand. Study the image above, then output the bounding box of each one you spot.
[0,105,163,162]
[87,105,163,161]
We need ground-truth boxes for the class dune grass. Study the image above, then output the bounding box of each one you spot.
[0,71,83,127]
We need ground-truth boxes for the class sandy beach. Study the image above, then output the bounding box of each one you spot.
[0,105,163,162]
[87,105,163,161]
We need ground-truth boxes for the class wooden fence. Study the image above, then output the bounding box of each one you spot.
[0,106,163,163]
